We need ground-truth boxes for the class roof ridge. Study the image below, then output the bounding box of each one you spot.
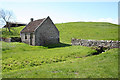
[21,17,47,33]
[33,18,47,32]
[33,18,46,22]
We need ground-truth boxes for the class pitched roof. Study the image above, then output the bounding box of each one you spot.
[21,18,46,33]
[3,22,26,28]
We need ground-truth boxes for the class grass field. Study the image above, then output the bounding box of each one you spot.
[2,48,118,78]
[56,22,118,43]
[2,42,95,72]
[1,22,119,78]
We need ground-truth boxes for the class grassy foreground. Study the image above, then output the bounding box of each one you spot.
[2,43,118,78]
[2,41,118,78]
[2,42,96,72]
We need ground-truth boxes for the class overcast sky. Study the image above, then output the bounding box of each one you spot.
[0,0,119,27]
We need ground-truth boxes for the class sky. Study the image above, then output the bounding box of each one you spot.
[0,0,119,27]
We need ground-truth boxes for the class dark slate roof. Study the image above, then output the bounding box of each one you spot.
[21,18,46,33]
[3,22,26,28]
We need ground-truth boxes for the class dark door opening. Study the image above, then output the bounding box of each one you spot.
[30,33,33,45]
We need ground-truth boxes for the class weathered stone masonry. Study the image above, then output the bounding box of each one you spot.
[20,16,59,46]
[71,38,120,48]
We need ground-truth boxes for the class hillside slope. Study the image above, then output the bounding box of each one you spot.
[56,22,118,43]
[1,22,118,43]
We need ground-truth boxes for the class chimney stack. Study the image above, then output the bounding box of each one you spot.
[30,18,34,22]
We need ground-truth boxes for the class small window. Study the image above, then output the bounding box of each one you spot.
[50,36,53,38]
[25,34,27,39]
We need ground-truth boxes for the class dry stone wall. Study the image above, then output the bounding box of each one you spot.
[0,37,11,42]
[0,37,21,42]
[71,38,120,48]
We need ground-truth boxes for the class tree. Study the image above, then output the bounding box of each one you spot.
[0,9,15,32]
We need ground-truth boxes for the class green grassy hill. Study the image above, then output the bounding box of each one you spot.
[1,22,118,43]
[56,22,118,43]
[1,22,118,78]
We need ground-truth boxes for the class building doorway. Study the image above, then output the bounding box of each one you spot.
[30,33,33,45]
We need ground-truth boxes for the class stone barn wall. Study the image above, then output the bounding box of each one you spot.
[35,17,59,46]
[20,33,35,45]
[71,38,120,48]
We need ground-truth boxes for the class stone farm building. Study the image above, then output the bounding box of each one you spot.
[20,16,59,46]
